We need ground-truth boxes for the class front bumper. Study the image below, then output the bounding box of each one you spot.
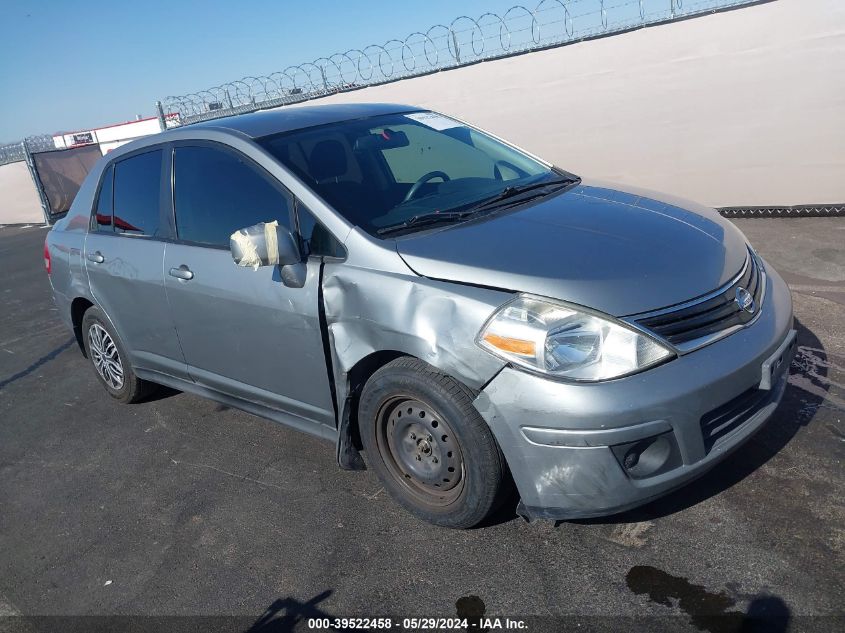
[473,263,795,520]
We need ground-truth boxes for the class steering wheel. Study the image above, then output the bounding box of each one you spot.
[403,171,451,203]
[493,160,529,181]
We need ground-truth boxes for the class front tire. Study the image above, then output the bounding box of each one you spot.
[359,357,509,528]
[81,306,153,404]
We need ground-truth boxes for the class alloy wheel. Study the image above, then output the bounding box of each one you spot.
[88,323,124,390]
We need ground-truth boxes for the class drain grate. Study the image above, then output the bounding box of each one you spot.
[719,204,845,218]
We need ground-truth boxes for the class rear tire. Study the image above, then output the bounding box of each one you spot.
[81,306,154,404]
[358,357,509,528]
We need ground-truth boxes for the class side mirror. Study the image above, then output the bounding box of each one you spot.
[230,221,306,287]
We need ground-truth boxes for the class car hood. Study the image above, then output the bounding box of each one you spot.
[395,180,749,316]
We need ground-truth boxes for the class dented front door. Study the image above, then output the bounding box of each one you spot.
[162,142,335,431]
[163,243,335,429]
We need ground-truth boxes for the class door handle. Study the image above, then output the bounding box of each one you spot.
[87,251,104,264]
[169,265,194,281]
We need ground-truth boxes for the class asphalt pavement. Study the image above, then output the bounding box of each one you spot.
[0,218,843,631]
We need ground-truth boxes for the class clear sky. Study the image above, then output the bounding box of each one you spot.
[0,0,527,142]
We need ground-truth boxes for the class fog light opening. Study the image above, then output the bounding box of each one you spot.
[612,430,682,480]
[623,449,640,470]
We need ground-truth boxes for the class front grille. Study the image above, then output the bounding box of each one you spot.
[699,386,773,452]
[635,250,763,347]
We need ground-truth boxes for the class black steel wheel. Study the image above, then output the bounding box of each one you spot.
[377,396,466,508]
[359,357,510,528]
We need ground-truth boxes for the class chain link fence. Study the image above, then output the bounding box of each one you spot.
[0,135,56,167]
[0,134,99,223]
[158,0,763,125]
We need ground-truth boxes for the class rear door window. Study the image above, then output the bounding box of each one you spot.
[112,149,163,236]
[173,145,293,248]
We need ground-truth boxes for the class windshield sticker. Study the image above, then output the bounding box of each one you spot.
[405,112,461,131]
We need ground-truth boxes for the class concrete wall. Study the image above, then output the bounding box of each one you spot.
[2,0,841,220]
[301,0,845,208]
[0,161,43,225]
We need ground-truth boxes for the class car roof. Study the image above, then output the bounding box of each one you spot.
[190,103,420,138]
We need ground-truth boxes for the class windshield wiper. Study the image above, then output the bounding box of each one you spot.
[466,177,576,213]
[376,210,474,236]
[376,176,578,236]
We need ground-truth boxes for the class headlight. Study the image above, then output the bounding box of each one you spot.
[477,295,674,381]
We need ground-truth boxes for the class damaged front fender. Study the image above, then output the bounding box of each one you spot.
[320,238,511,468]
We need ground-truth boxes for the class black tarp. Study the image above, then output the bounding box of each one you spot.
[33,144,102,216]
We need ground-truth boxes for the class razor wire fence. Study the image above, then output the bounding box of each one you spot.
[158,0,763,126]
[9,0,816,222]
[0,0,760,167]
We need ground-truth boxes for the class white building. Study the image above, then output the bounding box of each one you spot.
[52,113,179,155]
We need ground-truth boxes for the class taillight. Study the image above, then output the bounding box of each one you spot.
[44,239,52,275]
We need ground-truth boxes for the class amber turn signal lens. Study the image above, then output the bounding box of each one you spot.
[482,333,535,356]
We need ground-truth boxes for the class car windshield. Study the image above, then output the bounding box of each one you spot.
[258,111,566,237]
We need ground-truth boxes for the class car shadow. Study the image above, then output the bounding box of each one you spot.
[0,337,75,391]
[575,316,826,525]
[137,385,182,403]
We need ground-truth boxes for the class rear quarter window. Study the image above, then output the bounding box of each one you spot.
[92,165,114,231]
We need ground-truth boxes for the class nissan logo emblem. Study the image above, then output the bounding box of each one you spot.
[735,286,755,314]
